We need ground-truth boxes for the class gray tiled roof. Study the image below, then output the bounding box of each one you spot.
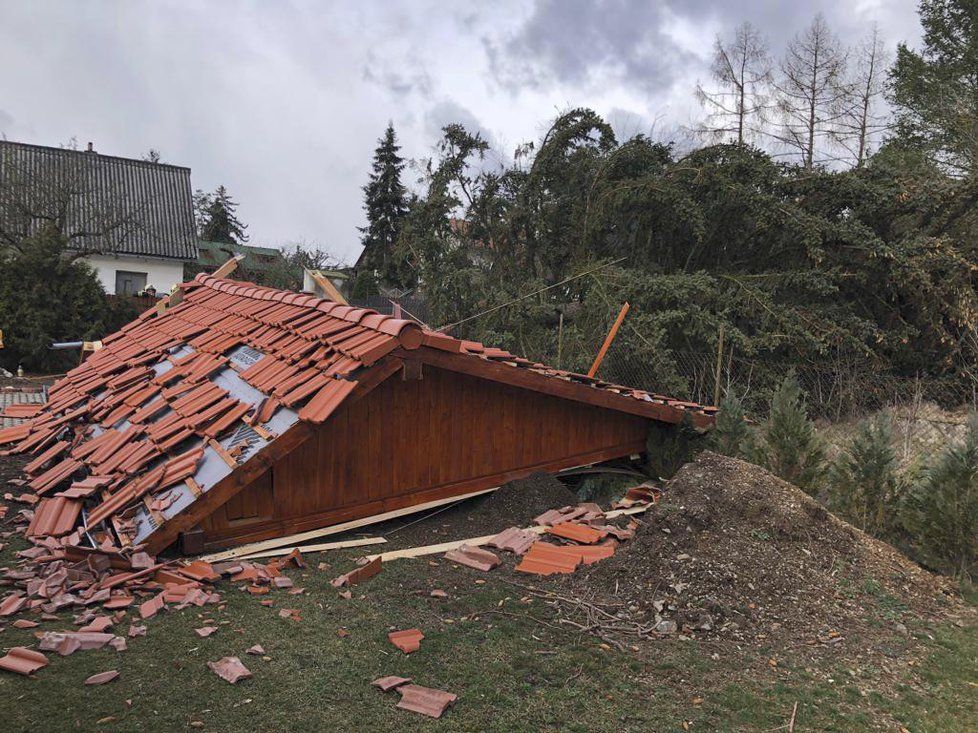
[0,390,46,429]
[0,141,198,260]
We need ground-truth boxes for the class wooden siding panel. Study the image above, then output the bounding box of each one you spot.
[203,364,649,546]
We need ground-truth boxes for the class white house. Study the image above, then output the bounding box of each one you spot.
[0,140,197,295]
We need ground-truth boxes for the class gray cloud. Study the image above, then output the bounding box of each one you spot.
[362,52,433,98]
[0,109,13,134]
[486,0,698,95]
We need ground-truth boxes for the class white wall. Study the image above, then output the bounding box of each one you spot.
[83,253,186,295]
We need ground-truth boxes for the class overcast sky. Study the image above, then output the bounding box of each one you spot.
[0,1,921,263]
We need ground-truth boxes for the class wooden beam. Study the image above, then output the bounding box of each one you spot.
[200,486,498,562]
[588,302,629,378]
[213,254,245,280]
[405,347,713,428]
[232,536,387,561]
[306,269,348,305]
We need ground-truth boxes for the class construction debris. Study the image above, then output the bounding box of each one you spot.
[0,646,48,675]
[388,628,424,654]
[372,675,412,691]
[84,670,120,686]
[207,656,252,684]
[444,545,501,572]
[330,557,382,587]
[396,684,458,719]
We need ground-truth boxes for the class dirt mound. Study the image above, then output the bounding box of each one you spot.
[561,451,960,650]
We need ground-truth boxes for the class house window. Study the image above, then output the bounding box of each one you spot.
[115,270,147,295]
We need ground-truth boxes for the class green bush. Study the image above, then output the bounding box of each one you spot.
[828,413,902,537]
[902,414,978,580]
[0,225,134,374]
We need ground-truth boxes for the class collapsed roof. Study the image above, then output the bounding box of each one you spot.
[0,274,715,554]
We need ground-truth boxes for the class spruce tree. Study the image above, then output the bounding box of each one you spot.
[200,185,248,245]
[359,123,409,289]
[828,413,900,536]
[903,414,978,580]
[710,390,751,457]
[890,0,978,174]
[754,373,825,493]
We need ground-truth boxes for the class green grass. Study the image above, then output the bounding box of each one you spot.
[0,542,975,732]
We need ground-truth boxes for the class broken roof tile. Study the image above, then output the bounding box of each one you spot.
[0,647,48,676]
[547,522,607,545]
[207,656,252,684]
[84,670,120,685]
[372,675,412,691]
[444,545,500,572]
[396,684,457,718]
[388,628,424,654]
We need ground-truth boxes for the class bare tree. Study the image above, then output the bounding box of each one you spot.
[772,14,851,169]
[834,25,890,167]
[696,21,773,145]
[0,144,144,257]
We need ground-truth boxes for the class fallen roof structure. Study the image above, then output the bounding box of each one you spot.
[0,273,715,554]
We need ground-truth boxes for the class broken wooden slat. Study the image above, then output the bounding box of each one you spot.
[201,486,499,562]
[232,536,386,561]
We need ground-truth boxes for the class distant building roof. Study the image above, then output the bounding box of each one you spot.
[0,140,198,261]
[197,240,284,273]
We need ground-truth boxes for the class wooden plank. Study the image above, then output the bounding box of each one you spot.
[306,269,348,305]
[365,526,548,562]
[200,486,500,562]
[213,254,245,279]
[588,302,630,377]
[199,439,646,549]
[232,536,387,561]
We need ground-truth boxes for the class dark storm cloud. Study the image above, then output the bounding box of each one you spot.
[488,0,921,96]
[486,0,698,95]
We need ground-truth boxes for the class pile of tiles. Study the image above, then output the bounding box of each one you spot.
[441,497,649,577]
[0,526,306,677]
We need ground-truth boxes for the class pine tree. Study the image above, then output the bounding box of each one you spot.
[199,185,248,245]
[754,373,825,493]
[890,0,978,175]
[710,390,751,457]
[903,414,978,580]
[359,123,409,289]
[828,413,900,536]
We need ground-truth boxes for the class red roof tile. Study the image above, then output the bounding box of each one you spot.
[27,497,83,537]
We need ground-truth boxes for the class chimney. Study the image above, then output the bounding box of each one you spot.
[86,142,94,153]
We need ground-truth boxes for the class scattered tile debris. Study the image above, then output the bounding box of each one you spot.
[246,644,265,655]
[388,628,424,654]
[207,656,252,684]
[195,626,218,638]
[396,684,457,719]
[372,675,412,691]
[0,646,48,676]
[444,545,500,572]
[515,542,583,576]
[547,521,606,545]
[330,557,382,587]
[84,670,120,686]
[486,526,539,555]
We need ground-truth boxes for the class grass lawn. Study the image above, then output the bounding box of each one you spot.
[0,536,975,733]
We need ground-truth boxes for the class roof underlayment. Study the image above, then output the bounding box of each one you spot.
[0,274,715,554]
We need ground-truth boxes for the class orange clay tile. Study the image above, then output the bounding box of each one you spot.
[388,628,424,654]
[0,647,48,675]
[444,545,500,572]
[514,542,582,576]
[547,522,607,545]
[396,684,457,718]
